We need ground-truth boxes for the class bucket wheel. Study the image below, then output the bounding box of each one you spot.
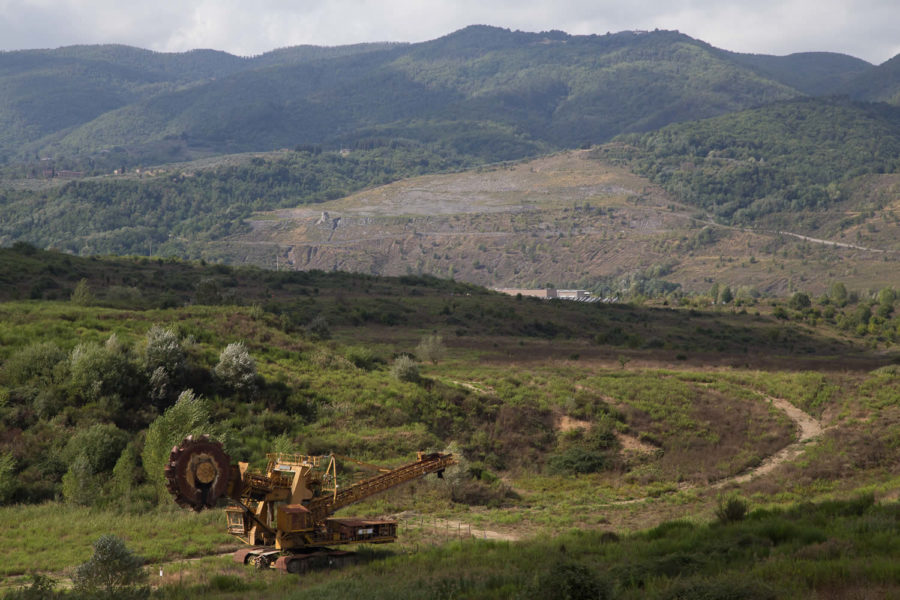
[164,434,231,511]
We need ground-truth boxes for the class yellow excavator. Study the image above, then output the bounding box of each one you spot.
[165,435,455,573]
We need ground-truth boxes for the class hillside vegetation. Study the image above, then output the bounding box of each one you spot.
[5,23,900,600]
[2,26,887,167]
[2,29,899,301]
[616,97,900,226]
[2,249,900,599]
[219,146,900,296]
[0,146,477,256]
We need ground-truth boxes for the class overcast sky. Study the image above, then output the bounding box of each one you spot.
[1,0,897,65]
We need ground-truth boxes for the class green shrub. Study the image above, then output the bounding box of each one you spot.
[390,355,420,383]
[214,341,257,395]
[73,534,147,598]
[61,423,129,506]
[547,447,608,474]
[716,495,749,524]
[659,575,776,600]
[305,315,331,340]
[524,559,612,600]
[416,333,446,365]
[344,346,383,370]
[206,574,250,592]
[2,574,57,600]
[788,292,811,310]
[64,423,130,474]
[0,342,67,386]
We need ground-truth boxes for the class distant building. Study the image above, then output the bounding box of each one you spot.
[495,288,558,299]
[556,289,593,301]
[494,288,595,302]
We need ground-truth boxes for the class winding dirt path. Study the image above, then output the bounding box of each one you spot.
[715,396,822,488]
[447,377,825,503]
[606,393,825,506]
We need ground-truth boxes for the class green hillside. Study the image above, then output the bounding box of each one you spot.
[4,111,900,297]
[2,249,900,599]
[1,26,864,167]
[726,51,871,95]
[844,53,900,104]
[615,97,900,226]
[0,146,478,256]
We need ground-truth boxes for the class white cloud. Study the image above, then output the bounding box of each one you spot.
[0,0,896,63]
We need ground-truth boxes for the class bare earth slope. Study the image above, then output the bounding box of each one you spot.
[221,150,900,295]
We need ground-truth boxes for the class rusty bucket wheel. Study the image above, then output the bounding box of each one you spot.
[164,434,231,511]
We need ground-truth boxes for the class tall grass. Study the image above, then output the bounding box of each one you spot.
[143,497,900,600]
[0,502,231,576]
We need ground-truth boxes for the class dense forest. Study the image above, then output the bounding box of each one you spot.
[4,26,895,167]
[612,97,900,224]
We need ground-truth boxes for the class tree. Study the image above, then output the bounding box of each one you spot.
[73,535,147,598]
[111,443,139,500]
[142,390,223,503]
[214,342,258,395]
[142,325,186,406]
[717,285,734,305]
[789,292,811,310]
[877,287,896,307]
[415,333,446,365]
[304,315,331,340]
[142,325,185,379]
[829,282,849,307]
[68,335,140,408]
[61,423,129,505]
[71,278,94,306]
[61,454,102,506]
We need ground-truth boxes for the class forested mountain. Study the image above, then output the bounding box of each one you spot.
[843,54,900,104]
[615,97,900,225]
[1,25,884,167]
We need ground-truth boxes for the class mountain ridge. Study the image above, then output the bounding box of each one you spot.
[1,25,889,167]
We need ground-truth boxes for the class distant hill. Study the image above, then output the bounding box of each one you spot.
[3,27,899,298]
[843,54,900,104]
[725,51,872,95]
[0,25,876,167]
[3,96,900,296]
